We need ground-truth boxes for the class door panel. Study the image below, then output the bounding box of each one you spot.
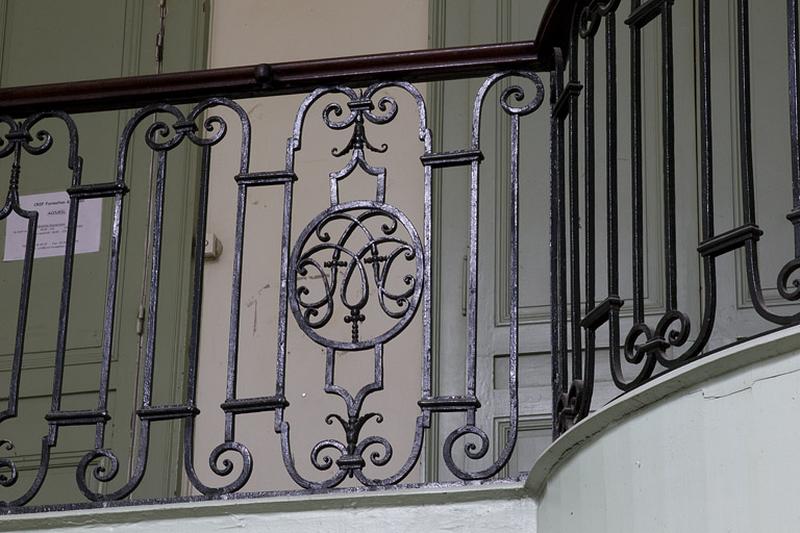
[708,0,800,346]
[428,0,700,480]
[428,0,560,482]
[0,0,208,505]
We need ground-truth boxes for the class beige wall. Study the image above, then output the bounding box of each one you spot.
[191,0,429,492]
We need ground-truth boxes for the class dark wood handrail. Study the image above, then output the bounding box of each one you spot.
[533,0,590,58]
[0,42,539,116]
[0,0,584,116]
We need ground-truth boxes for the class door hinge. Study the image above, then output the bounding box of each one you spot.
[136,305,146,336]
[155,0,167,65]
[461,254,468,317]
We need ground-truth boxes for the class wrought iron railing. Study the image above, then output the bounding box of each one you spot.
[0,17,560,509]
[1,0,799,513]
[551,0,800,434]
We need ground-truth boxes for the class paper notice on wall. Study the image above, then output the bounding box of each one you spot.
[3,191,102,262]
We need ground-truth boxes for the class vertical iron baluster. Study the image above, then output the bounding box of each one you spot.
[551,48,567,438]
[73,107,136,501]
[115,148,172,498]
[418,122,434,479]
[226,178,247,442]
[0,142,36,427]
[615,0,663,384]
[696,0,719,359]
[662,0,678,313]
[183,99,255,495]
[85,145,170,502]
[506,75,523,465]
[630,0,645,327]
[181,144,211,492]
[738,0,759,285]
[465,114,480,427]
[441,71,543,474]
[273,138,295,474]
[42,119,84,506]
[76,105,195,502]
[568,20,583,386]
[52,190,81,424]
[557,58,569,432]
[0,136,38,504]
[445,70,542,478]
[438,72,532,474]
[648,0,693,370]
[94,158,126,444]
[553,10,586,433]
[142,151,167,411]
[732,0,800,323]
[581,17,597,421]
[774,0,800,317]
[606,9,626,390]
[788,0,800,253]
[429,72,542,475]
[421,116,434,421]
[274,148,293,426]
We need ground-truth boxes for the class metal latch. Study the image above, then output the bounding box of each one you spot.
[204,233,223,260]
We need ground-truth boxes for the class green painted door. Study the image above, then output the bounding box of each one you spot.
[428,0,561,482]
[0,0,208,505]
[428,0,699,480]
[429,0,800,483]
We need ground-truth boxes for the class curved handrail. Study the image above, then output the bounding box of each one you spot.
[0,41,542,117]
[533,0,591,66]
[0,0,588,118]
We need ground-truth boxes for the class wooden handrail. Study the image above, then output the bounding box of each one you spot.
[533,0,591,60]
[0,42,539,116]
[0,0,583,117]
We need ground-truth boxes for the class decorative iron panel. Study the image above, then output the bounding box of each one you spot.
[0,70,544,510]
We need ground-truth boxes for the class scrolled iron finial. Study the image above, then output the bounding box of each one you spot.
[0,441,17,488]
[578,0,622,39]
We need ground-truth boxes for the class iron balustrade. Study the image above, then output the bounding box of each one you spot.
[0,0,798,513]
[0,38,548,511]
[551,0,800,435]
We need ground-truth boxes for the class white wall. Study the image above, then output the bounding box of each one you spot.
[0,483,536,533]
[530,326,800,533]
[192,0,430,492]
